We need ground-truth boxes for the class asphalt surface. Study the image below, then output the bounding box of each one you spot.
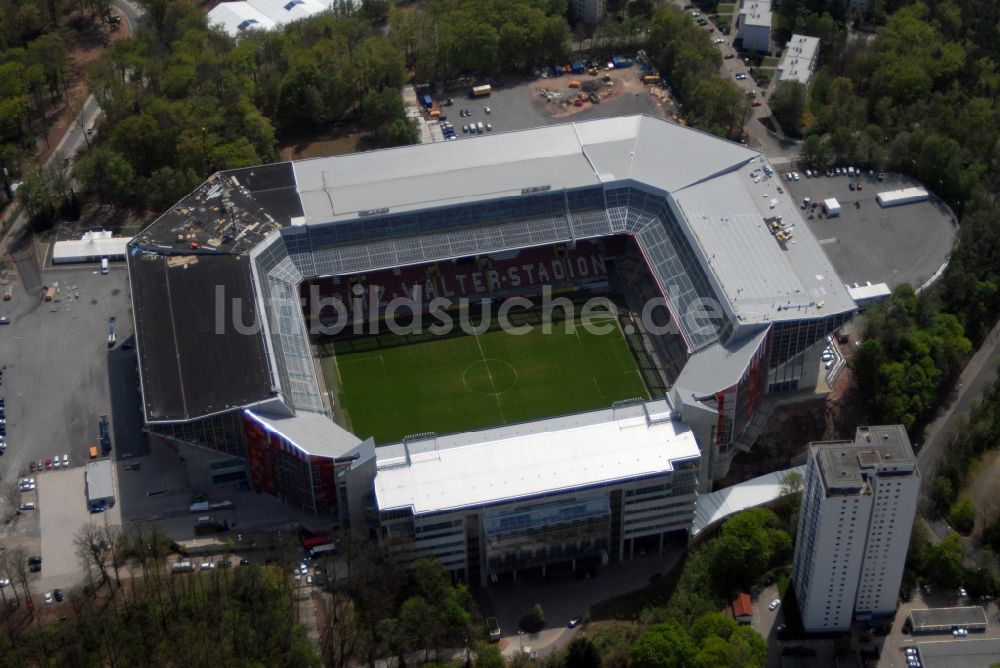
[0,266,133,483]
[785,171,956,290]
[437,75,664,139]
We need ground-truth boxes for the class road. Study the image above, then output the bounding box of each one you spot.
[1,0,144,260]
[917,319,1000,539]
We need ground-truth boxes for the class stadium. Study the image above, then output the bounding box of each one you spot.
[128,114,854,583]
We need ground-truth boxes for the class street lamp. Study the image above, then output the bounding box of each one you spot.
[518,630,524,649]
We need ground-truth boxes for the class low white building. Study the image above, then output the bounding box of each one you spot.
[208,0,337,37]
[776,34,820,85]
[847,282,891,308]
[52,230,129,264]
[365,400,702,586]
[876,187,929,207]
[737,0,772,53]
[86,458,115,510]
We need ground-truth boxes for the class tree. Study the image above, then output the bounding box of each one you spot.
[629,622,697,668]
[708,509,786,591]
[16,163,67,228]
[75,523,112,588]
[74,146,135,207]
[949,497,976,534]
[564,636,602,668]
[922,532,965,589]
[778,470,804,515]
[770,81,807,137]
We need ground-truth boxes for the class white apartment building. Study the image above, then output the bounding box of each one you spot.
[736,0,772,53]
[776,34,820,85]
[792,425,919,632]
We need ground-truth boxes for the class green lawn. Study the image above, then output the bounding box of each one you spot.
[716,2,735,10]
[323,315,649,444]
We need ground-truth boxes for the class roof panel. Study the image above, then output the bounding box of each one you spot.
[374,400,701,515]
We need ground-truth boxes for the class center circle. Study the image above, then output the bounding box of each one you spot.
[463,358,518,395]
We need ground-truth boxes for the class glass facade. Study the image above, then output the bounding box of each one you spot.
[243,414,339,513]
[768,313,852,392]
[483,494,611,570]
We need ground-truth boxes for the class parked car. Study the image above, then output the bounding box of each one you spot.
[53,589,63,602]
[768,598,781,611]
[568,617,582,628]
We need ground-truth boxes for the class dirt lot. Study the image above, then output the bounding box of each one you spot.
[964,450,1000,540]
[36,12,130,165]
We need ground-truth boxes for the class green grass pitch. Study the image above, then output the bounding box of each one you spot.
[322,316,649,444]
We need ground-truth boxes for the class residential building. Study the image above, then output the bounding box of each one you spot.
[736,0,772,53]
[776,34,820,85]
[792,425,919,632]
[572,0,605,24]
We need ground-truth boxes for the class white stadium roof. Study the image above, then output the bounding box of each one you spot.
[245,409,362,459]
[131,114,855,423]
[374,399,701,516]
[290,115,853,328]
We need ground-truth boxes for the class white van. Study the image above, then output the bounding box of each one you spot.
[100,257,109,274]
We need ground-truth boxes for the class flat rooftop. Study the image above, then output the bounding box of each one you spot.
[131,162,301,254]
[244,409,362,459]
[129,252,274,422]
[740,0,772,27]
[374,399,701,516]
[86,458,114,500]
[916,638,1000,668]
[777,34,820,84]
[910,606,989,631]
[813,425,918,491]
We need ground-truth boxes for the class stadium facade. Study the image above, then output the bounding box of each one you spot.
[128,115,854,580]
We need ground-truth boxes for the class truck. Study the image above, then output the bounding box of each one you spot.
[642,74,662,84]
[99,414,111,453]
[471,84,492,97]
[107,317,116,348]
[171,561,194,574]
[89,446,98,459]
[421,93,433,109]
[43,286,56,301]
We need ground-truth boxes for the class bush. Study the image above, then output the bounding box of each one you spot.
[948,498,976,534]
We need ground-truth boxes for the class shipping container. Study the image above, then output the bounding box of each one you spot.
[471,84,492,97]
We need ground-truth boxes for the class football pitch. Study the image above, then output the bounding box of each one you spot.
[321,316,649,444]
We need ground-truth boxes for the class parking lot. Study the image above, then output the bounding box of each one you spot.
[750,582,1000,668]
[427,72,668,142]
[0,263,134,483]
[0,260,137,583]
[782,171,957,291]
[37,466,122,591]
